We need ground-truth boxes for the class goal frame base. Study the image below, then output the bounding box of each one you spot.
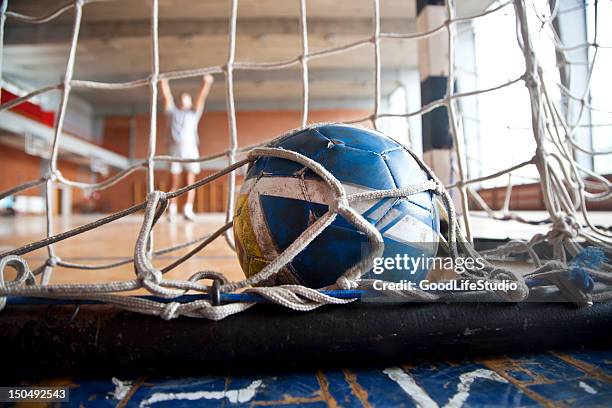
[1,300,611,378]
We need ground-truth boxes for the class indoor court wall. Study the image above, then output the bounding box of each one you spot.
[95,108,371,212]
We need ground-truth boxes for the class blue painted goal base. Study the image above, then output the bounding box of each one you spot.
[4,281,604,307]
[5,289,366,306]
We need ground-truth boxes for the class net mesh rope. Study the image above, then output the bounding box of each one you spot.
[0,0,610,320]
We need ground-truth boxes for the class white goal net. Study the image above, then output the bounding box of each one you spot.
[0,0,610,320]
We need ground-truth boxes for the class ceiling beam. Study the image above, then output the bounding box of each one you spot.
[4,17,416,45]
[61,67,408,86]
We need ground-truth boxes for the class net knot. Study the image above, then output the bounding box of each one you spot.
[489,268,529,302]
[523,71,538,90]
[550,213,580,240]
[145,190,165,203]
[330,197,349,213]
[157,190,168,201]
[49,170,61,182]
[140,267,163,284]
[161,302,181,320]
[46,256,61,267]
[336,276,357,290]
[434,183,446,195]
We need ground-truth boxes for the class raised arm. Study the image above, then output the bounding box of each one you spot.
[195,74,214,114]
[160,78,175,112]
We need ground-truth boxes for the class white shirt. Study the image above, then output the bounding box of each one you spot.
[167,106,202,148]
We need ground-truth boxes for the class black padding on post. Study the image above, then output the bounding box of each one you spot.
[421,76,453,152]
[417,0,445,16]
[1,301,611,378]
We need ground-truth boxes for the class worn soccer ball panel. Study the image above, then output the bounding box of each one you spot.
[234,124,439,288]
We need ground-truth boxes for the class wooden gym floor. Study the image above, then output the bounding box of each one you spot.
[0,213,244,288]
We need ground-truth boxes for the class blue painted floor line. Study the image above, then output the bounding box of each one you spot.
[11,348,612,407]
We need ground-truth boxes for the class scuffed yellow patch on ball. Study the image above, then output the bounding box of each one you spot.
[233,193,268,278]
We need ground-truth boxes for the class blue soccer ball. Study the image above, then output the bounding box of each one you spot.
[233,123,439,288]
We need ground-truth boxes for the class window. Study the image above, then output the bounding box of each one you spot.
[587,1,612,174]
[380,85,410,146]
[470,0,562,188]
